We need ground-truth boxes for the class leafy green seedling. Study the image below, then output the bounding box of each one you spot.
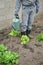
[37,33,43,42]
[0,44,7,52]
[21,35,30,44]
[0,44,19,65]
[12,52,19,64]
[3,51,19,65]
[9,29,19,36]
[0,52,3,62]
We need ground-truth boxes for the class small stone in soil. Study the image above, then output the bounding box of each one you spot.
[39,62,43,65]
[28,46,34,53]
[35,44,42,47]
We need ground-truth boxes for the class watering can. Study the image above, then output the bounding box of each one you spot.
[12,17,20,31]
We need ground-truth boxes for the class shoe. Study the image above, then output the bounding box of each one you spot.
[26,29,31,36]
[28,34,34,39]
[26,30,33,39]
[21,31,26,36]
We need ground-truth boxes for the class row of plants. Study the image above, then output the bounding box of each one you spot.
[9,29,43,45]
[0,44,19,65]
[21,33,43,45]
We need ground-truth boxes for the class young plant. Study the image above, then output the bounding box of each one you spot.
[9,29,19,36]
[0,44,7,52]
[12,52,19,64]
[21,35,30,45]
[3,51,19,65]
[0,52,3,62]
[37,33,43,42]
[0,44,19,65]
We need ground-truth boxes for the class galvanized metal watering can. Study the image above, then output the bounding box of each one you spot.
[12,17,20,31]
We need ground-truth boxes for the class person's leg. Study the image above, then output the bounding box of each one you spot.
[21,6,29,35]
[25,6,35,38]
[28,10,35,30]
[27,7,35,34]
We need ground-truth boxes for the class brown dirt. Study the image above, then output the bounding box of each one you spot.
[0,17,43,65]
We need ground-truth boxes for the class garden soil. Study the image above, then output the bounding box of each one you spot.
[0,17,43,65]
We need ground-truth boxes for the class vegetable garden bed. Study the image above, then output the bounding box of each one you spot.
[0,23,43,65]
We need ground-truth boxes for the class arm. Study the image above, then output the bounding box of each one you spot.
[35,0,40,13]
[14,0,22,15]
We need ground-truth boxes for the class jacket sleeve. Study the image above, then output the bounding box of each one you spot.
[14,0,22,15]
[35,0,39,10]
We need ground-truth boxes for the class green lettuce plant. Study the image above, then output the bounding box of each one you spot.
[21,35,30,45]
[0,44,19,65]
[37,33,43,42]
[9,29,19,36]
[0,44,7,52]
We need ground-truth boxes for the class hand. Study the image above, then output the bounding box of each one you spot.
[36,9,38,13]
[36,8,39,14]
[15,14,19,19]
